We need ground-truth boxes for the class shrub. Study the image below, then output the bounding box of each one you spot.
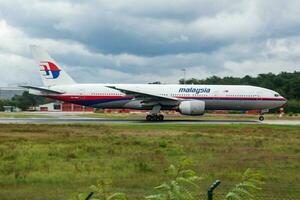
[158,140,167,148]
[135,161,153,173]
[69,180,127,200]
[225,169,264,200]
[145,157,201,200]
[284,99,300,113]
[71,158,264,200]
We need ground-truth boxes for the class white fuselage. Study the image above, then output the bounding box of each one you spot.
[32,84,287,111]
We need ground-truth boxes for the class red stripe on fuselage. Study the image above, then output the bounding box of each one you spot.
[44,95,286,102]
[46,95,132,101]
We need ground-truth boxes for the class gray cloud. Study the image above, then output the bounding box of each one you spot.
[0,0,299,86]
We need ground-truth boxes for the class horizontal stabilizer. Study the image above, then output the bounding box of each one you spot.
[20,85,64,94]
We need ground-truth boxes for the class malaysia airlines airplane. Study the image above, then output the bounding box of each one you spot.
[22,46,287,121]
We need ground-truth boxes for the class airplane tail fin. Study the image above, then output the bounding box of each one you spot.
[30,45,76,87]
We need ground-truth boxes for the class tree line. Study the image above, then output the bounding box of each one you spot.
[180,71,300,113]
[0,91,51,111]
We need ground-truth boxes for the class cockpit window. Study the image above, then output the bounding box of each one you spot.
[274,93,279,97]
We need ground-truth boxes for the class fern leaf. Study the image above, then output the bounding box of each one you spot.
[234,187,255,200]
[176,177,199,189]
[188,176,203,182]
[167,164,177,176]
[179,169,196,177]
[155,183,170,191]
[107,193,127,200]
[225,192,242,200]
[238,182,261,191]
[145,194,164,200]
[168,190,176,200]
[180,186,194,200]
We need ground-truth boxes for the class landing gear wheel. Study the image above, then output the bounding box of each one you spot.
[146,115,153,121]
[158,114,164,121]
[259,116,264,121]
[146,114,164,121]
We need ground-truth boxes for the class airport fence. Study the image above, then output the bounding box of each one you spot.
[196,180,300,200]
[84,193,300,200]
[83,191,300,200]
[198,194,300,200]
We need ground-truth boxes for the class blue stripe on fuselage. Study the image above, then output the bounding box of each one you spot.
[68,98,132,106]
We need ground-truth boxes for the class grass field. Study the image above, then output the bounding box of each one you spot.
[0,124,299,199]
[81,112,300,121]
[0,112,54,118]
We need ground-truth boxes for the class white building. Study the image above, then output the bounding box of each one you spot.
[36,103,62,112]
[3,106,22,112]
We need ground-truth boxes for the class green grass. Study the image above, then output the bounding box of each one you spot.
[0,112,55,118]
[0,124,299,199]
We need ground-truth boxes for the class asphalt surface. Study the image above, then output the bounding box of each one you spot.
[0,117,299,125]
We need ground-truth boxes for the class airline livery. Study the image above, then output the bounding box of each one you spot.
[22,46,287,121]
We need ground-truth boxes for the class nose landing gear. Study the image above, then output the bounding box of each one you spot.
[258,109,268,121]
[259,115,264,121]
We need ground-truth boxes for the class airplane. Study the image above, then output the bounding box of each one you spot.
[22,45,287,121]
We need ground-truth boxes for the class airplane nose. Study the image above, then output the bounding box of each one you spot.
[282,97,288,106]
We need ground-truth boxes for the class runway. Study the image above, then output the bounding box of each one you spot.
[0,117,299,125]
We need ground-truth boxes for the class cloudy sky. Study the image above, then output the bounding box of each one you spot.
[0,0,299,86]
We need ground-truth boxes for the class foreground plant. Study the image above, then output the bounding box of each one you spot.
[145,157,202,200]
[70,158,264,200]
[225,169,264,200]
[69,180,127,200]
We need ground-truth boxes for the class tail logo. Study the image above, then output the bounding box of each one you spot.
[40,61,61,79]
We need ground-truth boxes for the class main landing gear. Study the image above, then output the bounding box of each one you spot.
[258,109,268,121]
[146,114,164,121]
[146,105,164,121]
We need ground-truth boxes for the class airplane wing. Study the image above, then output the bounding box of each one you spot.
[20,86,64,94]
[106,86,180,102]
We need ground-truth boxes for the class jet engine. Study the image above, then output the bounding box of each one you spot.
[178,100,205,116]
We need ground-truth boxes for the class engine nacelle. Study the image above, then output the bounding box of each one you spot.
[178,100,205,116]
